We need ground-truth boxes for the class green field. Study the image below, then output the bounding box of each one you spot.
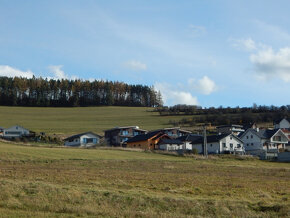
[0,142,289,217]
[0,106,191,136]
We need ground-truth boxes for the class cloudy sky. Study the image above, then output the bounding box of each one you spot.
[1,0,290,107]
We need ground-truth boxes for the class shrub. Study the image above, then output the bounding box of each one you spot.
[192,148,199,155]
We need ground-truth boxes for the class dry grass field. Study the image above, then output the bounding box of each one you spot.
[0,142,289,217]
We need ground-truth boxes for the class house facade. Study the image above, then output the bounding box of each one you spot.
[274,118,290,129]
[177,134,202,151]
[3,125,33,139]
[158,139,183,151]
[126,131,171,150]
[64,132,101,147]
[240,128,288,153]
[104,126,147,147]
[153,127,192,138]
[191,133,244,154]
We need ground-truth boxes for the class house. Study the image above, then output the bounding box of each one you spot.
[177,134,203,150]
[274,118,290,129]
[216,124,245,136]
[191,133,244,154]
[3,125,34,139]
[64,132,101,147]
[0,127,4,137]
[239,128,288,154]
[281,129,290,150]
[126,131,171,150]
[152,127,192,138]
[158,139,183,151]
[104,126,147,147]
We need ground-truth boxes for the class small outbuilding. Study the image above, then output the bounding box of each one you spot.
[64,132,101,147]
[3,125,33,139]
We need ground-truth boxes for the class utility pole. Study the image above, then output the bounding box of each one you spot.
[203,125,208,158]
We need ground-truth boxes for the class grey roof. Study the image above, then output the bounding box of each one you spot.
[177,134,202,142]
[257,129,280,139]
[274,117,290,124]
[65,132,101,141]
[126,131,166,143]
[191,133,243,144]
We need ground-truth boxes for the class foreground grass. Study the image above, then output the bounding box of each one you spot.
[0,142,289,217]
[0,106,193,136]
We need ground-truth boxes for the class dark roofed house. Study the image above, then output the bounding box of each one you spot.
[126,131,171,150]
[104,126,147,147]
[216,124,245,136]
[274,118,290,129]
[191,133,244,154]
[239,128,288,154]
[177,134,203,150]
[151,127,192,138]
[64,132,101,147]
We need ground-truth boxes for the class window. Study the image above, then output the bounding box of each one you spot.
[133,131,139,136]
[121,130,129,136]
[251,135,253,139]
[210,144,213,147]
[237,144,241,148]
[247,143,249,146]
[246,136,249,139]
[251,143,253,146]
[230,143,233,148]
[230,137,232,140]
[223,143,226,148]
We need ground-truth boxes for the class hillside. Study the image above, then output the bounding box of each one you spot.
[0,142,289,217]
[0,106,192,136]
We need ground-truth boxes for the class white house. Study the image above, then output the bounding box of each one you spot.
[158,139,183,151]
[274,118,290,129]
[191,133,244,154]
[177,134,202,151]
[3,125,32,139]
[64,132,101,147]
[216,124,245,136]
[239,128,288,154]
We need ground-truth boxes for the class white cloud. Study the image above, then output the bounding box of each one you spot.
[230,38,257,51]
[189,76,218,95]
[250,47,290,82]
[48,65,67,79]
[0,65,34,78]
[123,60,147,71]
[48,65,78,80]
[154,82,198,106]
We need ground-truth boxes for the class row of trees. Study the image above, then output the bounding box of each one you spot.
[0,76,163,107]
[156,104,290,116]
[168,111,289,127]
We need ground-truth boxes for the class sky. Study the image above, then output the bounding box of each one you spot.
[0,0,290,107]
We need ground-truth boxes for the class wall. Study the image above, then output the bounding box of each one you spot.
[241,130,262,151]
[219,135,244,153]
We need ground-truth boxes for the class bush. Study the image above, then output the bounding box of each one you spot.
[192,148,199,155]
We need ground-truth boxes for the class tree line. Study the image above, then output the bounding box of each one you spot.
[157,104,290,127]
[0,76,163,107]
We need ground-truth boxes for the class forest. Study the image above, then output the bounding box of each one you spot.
[0,76,163,107]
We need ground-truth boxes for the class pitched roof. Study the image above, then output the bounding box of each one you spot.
[257,129,279,139]
[126,131,165,143]
[274,117,290,124]
[65,132,101,141]
[104,126,147,132]
[150,127,192,134]
[191,133,243,144]
[158,138,183,145]
[177,134,202,142]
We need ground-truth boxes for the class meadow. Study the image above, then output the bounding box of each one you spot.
[0,106,191,136]
[0,142,289,217]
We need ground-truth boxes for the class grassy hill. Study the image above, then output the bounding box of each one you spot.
[0,142,289,217]
[0,106,192,136]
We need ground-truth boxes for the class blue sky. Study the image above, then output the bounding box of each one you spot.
[0,0,290,107]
